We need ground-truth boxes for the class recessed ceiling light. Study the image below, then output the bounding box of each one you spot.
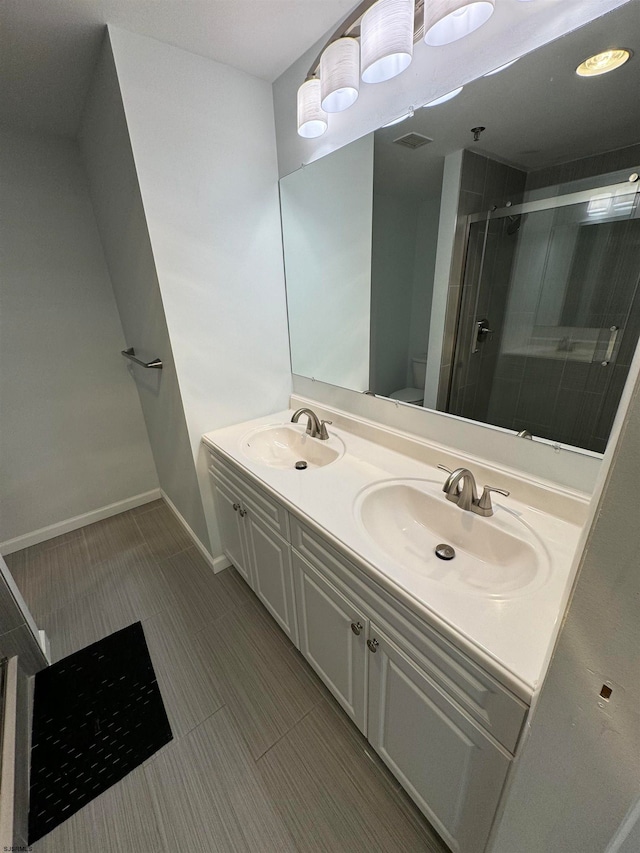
[423,87,464,108]
[576,49,632,77]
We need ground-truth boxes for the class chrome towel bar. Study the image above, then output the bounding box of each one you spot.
[121,347,163,370]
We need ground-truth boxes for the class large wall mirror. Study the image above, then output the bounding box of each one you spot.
[280,3,640,457]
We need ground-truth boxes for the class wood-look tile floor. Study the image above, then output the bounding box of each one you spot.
[6,501,449,853]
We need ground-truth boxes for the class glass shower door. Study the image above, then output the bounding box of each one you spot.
[448,180,640,453]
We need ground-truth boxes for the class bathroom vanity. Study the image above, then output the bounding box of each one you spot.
[202,403,585,853]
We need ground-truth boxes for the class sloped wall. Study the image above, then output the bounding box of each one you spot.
[79,35,210,551]
[94,27,292,557]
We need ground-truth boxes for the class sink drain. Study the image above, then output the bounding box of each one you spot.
[295,460,308,470]
[435,543,455,561]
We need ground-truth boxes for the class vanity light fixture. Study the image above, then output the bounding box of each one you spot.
[576,49,632,77]
[424,1,495,47]
[297,78,328,139]
[297,0,530,137]
[423,86,463,107]
[361,0,415,83]
[320,37,360,112]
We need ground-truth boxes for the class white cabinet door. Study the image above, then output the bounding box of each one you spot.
[367,624,511,853]
[246,511,298,646]
[293,552,368,734]
[210,474,252,586]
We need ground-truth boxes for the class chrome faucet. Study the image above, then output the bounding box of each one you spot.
[438,464,510,517]
[516,429,533,439]
[438,465,478,511]
[291,407,332,440]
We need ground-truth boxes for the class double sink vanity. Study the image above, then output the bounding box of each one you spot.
[202,400,585,853]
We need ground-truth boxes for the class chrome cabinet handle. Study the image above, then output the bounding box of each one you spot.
[350,622,363,636]
[367,638,379,653]
[233,503,241,512]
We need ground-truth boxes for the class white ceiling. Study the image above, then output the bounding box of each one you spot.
[0,0,355,138]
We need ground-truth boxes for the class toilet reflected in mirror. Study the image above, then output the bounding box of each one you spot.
[389,355,427,406]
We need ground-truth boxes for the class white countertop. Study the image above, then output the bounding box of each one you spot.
[203,409,583,701]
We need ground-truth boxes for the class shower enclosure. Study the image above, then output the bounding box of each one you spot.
[448,177,640,453]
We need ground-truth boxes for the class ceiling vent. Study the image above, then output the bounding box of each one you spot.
[393,132,433,150]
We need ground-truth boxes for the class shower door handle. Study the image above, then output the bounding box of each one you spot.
[601,326,619,366]
[473,319,494,352]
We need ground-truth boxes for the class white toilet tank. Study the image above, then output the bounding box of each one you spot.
[389,354,428,405]
[412,355,427,389]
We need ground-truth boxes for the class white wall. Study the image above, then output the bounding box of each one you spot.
[0,127,158,547]
[408,195,441,376]
[79,36,210,551]
[273,0,632,179]
[281,135,373,391]
[107,27,292,556]
[489,342,640,852]
[370,189,419,396]
[424,151,463,408]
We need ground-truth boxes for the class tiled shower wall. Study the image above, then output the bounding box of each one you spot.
[487,144,640,452]
[485,218,640,453]
[525,142,640,192]
[437,150,527,412]
[439,144,640,454]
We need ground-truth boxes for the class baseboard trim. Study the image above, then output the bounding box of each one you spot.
[159,490,230,575]
[0,489,162,555]
[212,553,232,573]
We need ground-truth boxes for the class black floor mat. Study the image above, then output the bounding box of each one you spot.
[28,621,172,844]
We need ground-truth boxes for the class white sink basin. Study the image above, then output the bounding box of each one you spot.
[241,424,345,470]
[355,479,550,598]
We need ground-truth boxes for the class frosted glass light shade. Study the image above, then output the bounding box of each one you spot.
[361,0,414,84]
[424,0,495,47]
[297,79,328,138]
[321,38,360,112]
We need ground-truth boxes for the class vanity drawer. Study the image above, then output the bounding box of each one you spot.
[209,451,289,540]
[291,517,528,753]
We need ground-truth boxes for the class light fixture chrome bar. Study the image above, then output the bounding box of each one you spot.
[121,347,163,369]
[467,178,640,223]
